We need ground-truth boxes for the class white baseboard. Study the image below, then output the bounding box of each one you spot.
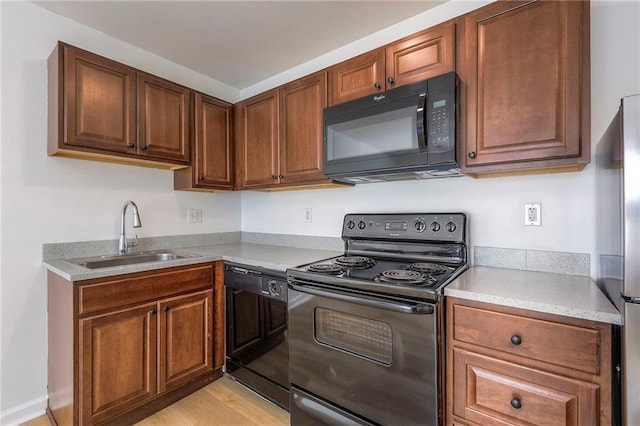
[0,395,47,426]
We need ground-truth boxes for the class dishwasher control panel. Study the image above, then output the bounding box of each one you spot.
[224,263,287,302]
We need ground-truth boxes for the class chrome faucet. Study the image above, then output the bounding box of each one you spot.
[118,200,142,255]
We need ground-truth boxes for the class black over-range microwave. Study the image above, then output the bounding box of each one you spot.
[323,72,460,184]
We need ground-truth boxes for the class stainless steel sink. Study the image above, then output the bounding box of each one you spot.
[69,250,197,269]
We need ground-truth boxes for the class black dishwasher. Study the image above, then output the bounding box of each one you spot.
[224,262,289,410]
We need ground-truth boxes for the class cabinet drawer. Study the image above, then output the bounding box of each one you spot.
[452,304,600,374]
[453,348,598,426]
[79,265,213,316]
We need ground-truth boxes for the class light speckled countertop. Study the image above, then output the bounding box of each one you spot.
[43,243,342,281]
[444,266,622,325]
[44,242,622,326]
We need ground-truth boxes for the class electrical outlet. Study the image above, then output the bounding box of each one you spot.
[304,208,313,223]
[187,208,202,223]
[524,203,541,226]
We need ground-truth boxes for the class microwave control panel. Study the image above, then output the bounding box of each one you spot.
[427,90,454,154]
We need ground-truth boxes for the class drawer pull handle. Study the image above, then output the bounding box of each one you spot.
[510,335,522,345]
[510,398,522,409]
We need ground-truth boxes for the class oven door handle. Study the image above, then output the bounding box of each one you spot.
[289,282,434,315]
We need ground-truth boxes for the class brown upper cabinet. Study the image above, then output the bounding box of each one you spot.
[48,42,191,169]
[459,0,590,175]
[174,93,234,191]
[235,71,330,190]
[328,22,455,106]
[136,73,190,164]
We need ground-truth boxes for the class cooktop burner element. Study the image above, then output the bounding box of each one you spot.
[287,213,468,301]
[307,263,343,274]
[407,262,451,275]
[334,256,375,269]
[377,270,436,286]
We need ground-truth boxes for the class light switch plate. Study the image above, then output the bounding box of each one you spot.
[188,208,202,223]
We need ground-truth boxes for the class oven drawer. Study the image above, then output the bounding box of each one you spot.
[452,348,599,426]
[288,281,439,426]
[451,303,600,374]
[291,386,376,426]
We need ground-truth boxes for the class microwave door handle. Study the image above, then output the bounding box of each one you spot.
[417,93,427,153]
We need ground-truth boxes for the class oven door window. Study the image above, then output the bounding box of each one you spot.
[314,307,393,365]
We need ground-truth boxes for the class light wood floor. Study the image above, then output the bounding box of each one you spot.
[22,377,290,426]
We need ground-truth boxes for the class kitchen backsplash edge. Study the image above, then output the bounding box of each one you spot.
[474,246,590,277]
[42,232,242,260]
[241,232,344,251]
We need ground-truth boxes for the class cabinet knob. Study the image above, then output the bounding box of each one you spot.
[468,151,477,159]
[510,398,522,409]
[163,306,170,312]
[271,175,277,179]
[150,309,157,315]
[510,335,522,345]
[278,174,284,179]
[141,145,148,150]
[387,77,395,84]
[374,82,381,89]
[127,143,135,148]
[198,176,204,182]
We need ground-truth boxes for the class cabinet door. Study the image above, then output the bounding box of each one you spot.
[63,45,136,153]
[279,71,329,185]
[137,73,191,164]
[328,49,385,106]
[195,93,234,189]
[80,304,157,425]
[452,348,598,426]
[235,90,280,188]
[460,1,589,172]
[159,290,213,393]
[226,287,264,358]
[386,21,455,88]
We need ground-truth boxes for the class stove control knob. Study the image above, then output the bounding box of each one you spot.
[430,221,441,232]
[347,220,356,230]
[358,220,367,230]
[445,221,457,233]
[414,220,426,233]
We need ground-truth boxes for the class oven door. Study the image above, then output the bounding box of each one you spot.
[288,280,439,426]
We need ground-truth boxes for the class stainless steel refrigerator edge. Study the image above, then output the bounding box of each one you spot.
[596,94,640,426]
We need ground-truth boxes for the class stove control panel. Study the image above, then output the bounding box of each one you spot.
[342,213,466,243]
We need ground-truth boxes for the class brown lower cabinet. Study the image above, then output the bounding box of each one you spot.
[47,262,225,426]
[446,297,613,426]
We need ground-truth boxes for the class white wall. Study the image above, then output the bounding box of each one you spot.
[241,1,640,264]
[0,1,241,423]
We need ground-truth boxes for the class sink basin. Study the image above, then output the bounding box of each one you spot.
[69,251,197,269]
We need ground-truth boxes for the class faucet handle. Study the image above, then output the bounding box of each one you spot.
[127,234,138,249]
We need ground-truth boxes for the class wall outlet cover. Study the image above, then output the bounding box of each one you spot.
[524,203,541,226]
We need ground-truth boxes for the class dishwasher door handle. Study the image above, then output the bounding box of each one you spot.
[289,282,434,315]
